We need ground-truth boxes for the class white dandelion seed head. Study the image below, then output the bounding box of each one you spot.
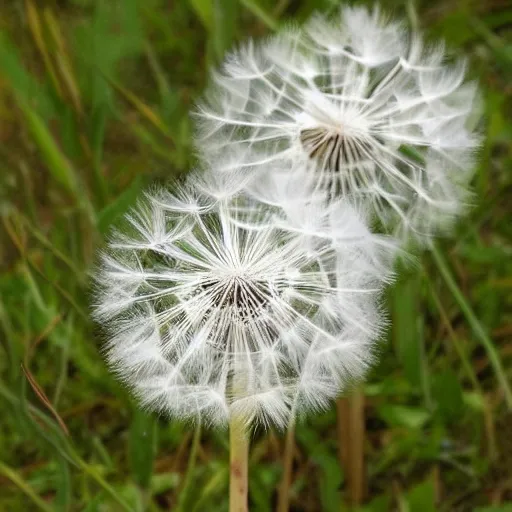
[93,172,392,428]
[195,4,482,244]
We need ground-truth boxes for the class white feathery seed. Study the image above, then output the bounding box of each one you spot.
[93,168,395,428]
[195,5,481,243]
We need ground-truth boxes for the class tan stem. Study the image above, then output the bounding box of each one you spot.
[336,389,366,507]
[229,417,249,512]
[277,421,295,512]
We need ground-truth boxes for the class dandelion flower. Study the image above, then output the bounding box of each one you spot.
[195,5,481,242]
[93,169,393,428]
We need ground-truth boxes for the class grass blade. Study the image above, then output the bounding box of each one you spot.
[241,0,278,30]
[17,100,77,194]
[0,461,54,512]
[430,244,512,409]
[176,423,202,512]
[25,0,63,97]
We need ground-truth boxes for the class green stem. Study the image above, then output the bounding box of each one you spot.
[229,417,249,512]
[75,458,134,511]
[431,244,512,409]
[241,0,278,30]
[176,423,202,511]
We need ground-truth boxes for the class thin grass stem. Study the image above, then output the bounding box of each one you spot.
[430,244,512,409]
[0,461,53,512]
[176,422,202,511]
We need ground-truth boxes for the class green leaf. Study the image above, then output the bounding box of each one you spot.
[18,100,78,195]
[54,454,72,512]
[175,424,202,512]
[474,505,512,512]
[378,405,430,429]
[463,391,485,411]
[128,409,157,489]
[189,0,214,29]
[431,370,464,423]
[357,494,392,512]
[151,472,180,495]
[405,478,436,512]
[191,463,229,512]
[0,461,53,512]
[0,31,52,114]
[82,494,103,512]
[296,426,341,512]
[315,452,342,512]
[241,0,278,30]
[430,244,512,409]
[97,175,144,233]
[90,103,109,205]
[212,0,239,62]
[72,0,144,108]
[249,464,281,511]
[391,270,425,390]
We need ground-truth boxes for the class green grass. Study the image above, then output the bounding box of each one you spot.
[0,0,511,510]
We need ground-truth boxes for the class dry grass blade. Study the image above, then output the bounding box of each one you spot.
[21,363,70,437]
[25,0,62,97]
[106,75,173,139]
[43,8,83,114]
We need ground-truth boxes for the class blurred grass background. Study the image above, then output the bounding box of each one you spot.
[0,0,511,510]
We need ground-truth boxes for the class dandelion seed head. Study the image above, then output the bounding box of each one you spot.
[93,169,393,428]
[195,5,481,244]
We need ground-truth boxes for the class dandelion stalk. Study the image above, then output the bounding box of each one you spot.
[229,417,249,512]
[277,420,295,512]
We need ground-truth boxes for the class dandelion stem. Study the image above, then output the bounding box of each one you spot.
[337,390,365,506]
[229,417,249,512]
[277,420,295,512]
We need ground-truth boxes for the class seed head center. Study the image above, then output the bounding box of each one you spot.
[300,126,373,172]
[202,276,273,317]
